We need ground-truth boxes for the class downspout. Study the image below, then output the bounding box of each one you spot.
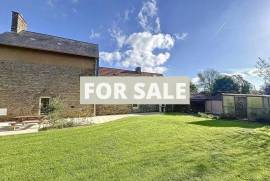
[93,57,99,116]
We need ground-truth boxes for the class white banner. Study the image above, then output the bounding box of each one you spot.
[80,77,190,104]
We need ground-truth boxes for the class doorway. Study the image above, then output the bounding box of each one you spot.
[39,97,51,115]
[235,96,247,119]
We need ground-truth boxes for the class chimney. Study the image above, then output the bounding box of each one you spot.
[11,11,27,33]
[135,67,142,74]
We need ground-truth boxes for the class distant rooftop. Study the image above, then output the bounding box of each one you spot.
[99,67,163,76]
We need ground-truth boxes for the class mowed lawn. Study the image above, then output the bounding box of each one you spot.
[1,114,270,181]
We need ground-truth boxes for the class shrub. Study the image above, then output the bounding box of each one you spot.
[198,112,220,119]
[40,120,76,131]
[41,97,84,130]
[219,114,236,120]
[256,118,270,124]
[171,105,192,113]
[256,112,270,124]
[47,97,66,129]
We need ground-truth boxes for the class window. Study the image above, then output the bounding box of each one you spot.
[132,104,139,109]
[0,108,7,116]
[263,97,270,108]
[39,97,51,115]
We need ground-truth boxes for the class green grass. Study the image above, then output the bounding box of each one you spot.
[1,114,270,181]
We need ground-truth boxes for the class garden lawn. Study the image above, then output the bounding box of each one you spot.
[1,114,270,181]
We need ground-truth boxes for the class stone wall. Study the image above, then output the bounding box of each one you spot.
[0,45,161,118]
[134,105,160,113]
[0,45,95,69]
[0,59,95,118]
[96,104,132,115]
[96,104,159,116]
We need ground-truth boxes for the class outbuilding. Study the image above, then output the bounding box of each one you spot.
[205,93,270,120]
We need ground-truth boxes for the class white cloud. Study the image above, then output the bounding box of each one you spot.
[214,22,227,37]
[102,32,174,74]
[144,66,167,74]
[72,8,78,13]
[192,77,200,84]
[89,29,100,39]
[175,32,188,40]
[100,51,122,63]
[221,68,263,89]
[221,68,258,78]
[100,0,186,74]
[47,0,55,7]
[123,9,134,21]
[46,0,79,8]
[155,18,161,32]
[124,10,130,21]
[71,0,79,3]
[242,68,258,77]
[109,26,126,48]
[214,68,262,89]
[138,0,161,33]
[125,32,174,52]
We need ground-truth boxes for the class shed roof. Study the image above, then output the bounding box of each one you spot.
[191,94,223,101]
[0,31,99,58]
[222,93,270,97]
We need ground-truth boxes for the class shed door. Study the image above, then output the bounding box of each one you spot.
[235,96,247,119]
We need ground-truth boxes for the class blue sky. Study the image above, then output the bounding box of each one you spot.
[0,0,268,88]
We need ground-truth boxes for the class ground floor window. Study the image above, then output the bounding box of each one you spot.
[132,104,139,110]
[39,97,51,115]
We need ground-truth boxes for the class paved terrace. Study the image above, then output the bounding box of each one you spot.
[0,112,161,136]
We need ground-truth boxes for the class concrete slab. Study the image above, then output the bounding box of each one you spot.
[68,112,161,125]
[0,123,39,136]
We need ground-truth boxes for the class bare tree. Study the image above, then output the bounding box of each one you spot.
[256,57,270,83]
[232,75,253,94]
[197,69,221,94]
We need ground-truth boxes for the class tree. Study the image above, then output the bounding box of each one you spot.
[212,76,240,95]
[256,57,270,95]
[256,57,270,83]
[262,84,270,95]
[197,69,221,94]
[190,82,198,94]
[250,89,263,95]
[232,75,252,94]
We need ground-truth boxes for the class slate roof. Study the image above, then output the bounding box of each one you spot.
[99,67,163,76]
[0,31,98,58]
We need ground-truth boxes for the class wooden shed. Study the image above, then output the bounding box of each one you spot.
[205,97,223,115]
[205,93,270,121]
[222,93,270,120]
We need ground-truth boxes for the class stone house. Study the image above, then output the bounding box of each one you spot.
[0,12,98,119]
[0,12,161,119]
[96,67,162,115]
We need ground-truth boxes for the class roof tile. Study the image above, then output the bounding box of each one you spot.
[0,31,98,58]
